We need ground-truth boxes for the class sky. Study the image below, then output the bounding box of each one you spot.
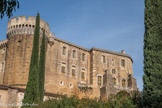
[0,0,145,91]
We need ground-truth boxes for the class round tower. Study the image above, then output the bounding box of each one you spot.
[3,16,54,88]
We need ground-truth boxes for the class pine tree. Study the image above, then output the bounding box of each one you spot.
[22,13,40,107]
[143,0,162,107]
[39,30,46,101]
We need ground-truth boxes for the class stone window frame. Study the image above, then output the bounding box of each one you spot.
[61,45,68,57]
[60,62,67,75]
[122,79,126,87]
[60,81,64,86]
[121,59,125,67]
[112,69,116,74]
[81,53,86,62]
[69,83,73,88]
[101,55,106,64]
[0,61,5,73]
[71,65,77,78]
[113,78,116,85]
[97,74,103,88]
[80,67,86,81]
[111,58,115,65]
[72,49,77,59]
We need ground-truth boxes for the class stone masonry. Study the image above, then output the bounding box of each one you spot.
[0,16,138,102]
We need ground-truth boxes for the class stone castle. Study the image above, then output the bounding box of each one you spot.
[0,16,138,107]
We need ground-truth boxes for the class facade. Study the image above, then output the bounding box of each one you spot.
[0,16,138,107]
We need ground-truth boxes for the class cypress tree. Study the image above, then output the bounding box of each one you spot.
[22,13,40,107]
[39,30,46,101]
[143,0,162,107]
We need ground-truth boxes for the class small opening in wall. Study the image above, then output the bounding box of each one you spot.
[18,40,22,43]
[16,25,18,27]
[32,25,35,28]
[13,25,15,28]
[60,81,64,86]
[29,25,31,27]
[26,24,28,27]
[19,24,21,27]
[69,84,73,88]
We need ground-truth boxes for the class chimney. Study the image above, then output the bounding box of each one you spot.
[121,50,125,54]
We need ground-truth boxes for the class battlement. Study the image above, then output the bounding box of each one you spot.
[7,16,50,38]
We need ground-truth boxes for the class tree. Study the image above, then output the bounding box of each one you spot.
[22,13,40,107]
[0,0,19,19]
[143,0,162,107]
[39,30,46,101]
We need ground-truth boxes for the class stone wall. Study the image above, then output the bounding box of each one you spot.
[45,38,92,98]
[0,16,137,100]
[0,40,7,85]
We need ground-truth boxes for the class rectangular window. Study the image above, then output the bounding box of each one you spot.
[62,46,66,55]
[98,76,102,87]
[82,53,85,61]
[61,62,66,74]
[101,55,106,63]
[121,59,125,67]
[81,72,85,80]
[72,69,76,77]
[72,50,76,58]
[61,66,65,74]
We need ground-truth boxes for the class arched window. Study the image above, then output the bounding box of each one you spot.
[122,79,126,86]
[112,69,116,74]
[113,78,116,85]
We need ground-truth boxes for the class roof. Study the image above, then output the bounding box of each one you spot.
[91,47,133,62]
[54,37,89,51]
[0,37,133,62]
[54,37,133,62]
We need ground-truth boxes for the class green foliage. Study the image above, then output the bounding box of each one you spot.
[31,91,141,108]
[0,0,19,18]
[22,13,40,107]
[39,30,46,101]
[143,0,162,107]
[22,65,40,108]
[107,91,136,108]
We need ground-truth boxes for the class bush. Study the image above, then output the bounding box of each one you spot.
[31,91,141,108]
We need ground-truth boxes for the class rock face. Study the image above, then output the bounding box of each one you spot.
[0,16,138,100]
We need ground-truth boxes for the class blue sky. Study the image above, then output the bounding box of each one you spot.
[0,0,144,91]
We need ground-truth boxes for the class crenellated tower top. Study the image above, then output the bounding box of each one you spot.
[6,16,55,44]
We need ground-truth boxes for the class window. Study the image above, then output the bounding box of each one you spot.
[122,79,126,86]
[61,62,66,74]
[60,81,64,86]
[98,75,103,87]
[72,50,76,58]
[101,55,106,63]
[121,59,125,67]
[81,68,85,80]
[112,59,114,65]
[113,78,116,85]
[112,69,116,74]
[82,53,85,61]
[69,84,73,88]
[62,46,66,55]
[71,65,76,77]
